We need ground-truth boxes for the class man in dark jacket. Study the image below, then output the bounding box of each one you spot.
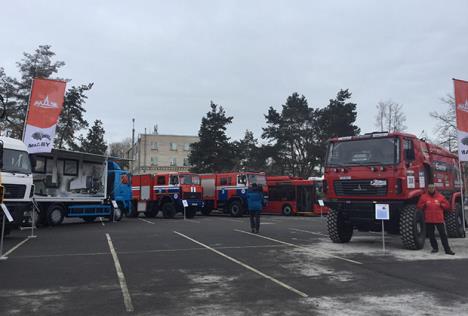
[417,183,455,255]
[247,183,265,234]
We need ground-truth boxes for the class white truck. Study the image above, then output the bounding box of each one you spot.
[0,137,34,234]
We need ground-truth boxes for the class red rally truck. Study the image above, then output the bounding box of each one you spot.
[265,176,329,216]
[324,131,466,250]
[131,172,203,219]
[200,172,268,217]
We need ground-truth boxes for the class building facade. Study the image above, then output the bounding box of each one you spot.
[128,134,199,174]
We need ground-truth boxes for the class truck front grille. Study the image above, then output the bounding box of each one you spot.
[334,180,387,197]
[3,184,27,199]
[182,192,202,200]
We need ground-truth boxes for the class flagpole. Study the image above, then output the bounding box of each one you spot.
[459,161,466,234]
[21,78,35,141]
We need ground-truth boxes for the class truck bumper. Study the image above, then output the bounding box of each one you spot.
[325,200,405,224]
[3,202,32,228]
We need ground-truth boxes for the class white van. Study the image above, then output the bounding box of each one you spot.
[0,137,34,230]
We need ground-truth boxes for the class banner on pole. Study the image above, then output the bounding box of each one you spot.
[23,78,66,153]
[454,79,468,162]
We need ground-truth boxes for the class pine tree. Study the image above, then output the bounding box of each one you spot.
[80,120,107,155]
[55,83,92,150]
[188,102,236,172]
[9,45,65,139]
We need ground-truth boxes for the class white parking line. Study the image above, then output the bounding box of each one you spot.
[289,228,328,237]
[2,237,30,257]
[105,233,134,312]
[234,229,362,265]
[174,231,309,298]
[138,218,155,225]
[185,219,201,224]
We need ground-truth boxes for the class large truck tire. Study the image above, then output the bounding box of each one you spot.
[145,203,159,218]
[185,206,196,219]
[282,204,293,216]
[327,208,353,243]
[400,204,426,250]
[229,200,244,217]
[201,207,212,216]
[47,204,65,226]
[126,201,139,218]
[162,203,176,219]
[445,202,465,238]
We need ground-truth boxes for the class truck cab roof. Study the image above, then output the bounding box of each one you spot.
[0,136,28,152]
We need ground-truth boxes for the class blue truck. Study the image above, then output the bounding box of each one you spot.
[31,149,132,226]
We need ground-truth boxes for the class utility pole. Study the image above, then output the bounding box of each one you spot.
[131,118,135,172]
[144,128,147,173]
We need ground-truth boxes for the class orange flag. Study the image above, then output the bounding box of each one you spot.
[454,79,468,161]
[23,78,66,153]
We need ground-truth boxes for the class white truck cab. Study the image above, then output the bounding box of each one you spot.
[0,137,33,229]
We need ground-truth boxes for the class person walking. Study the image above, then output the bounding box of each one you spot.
[247,183,265,234]
[417,183,455,255]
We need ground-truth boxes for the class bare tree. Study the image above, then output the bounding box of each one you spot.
[108,137,132,158]
[374,100,407,132]
[430,94,457,151]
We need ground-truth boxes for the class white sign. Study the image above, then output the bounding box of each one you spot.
[375,204,390,220]
[112,200,118,208]
[182,200,189,208]
[318,200,325,207]
[1,204,13,222]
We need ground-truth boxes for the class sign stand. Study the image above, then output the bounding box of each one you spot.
[0,204,14,260]
[182,200,188,220]
[375,203,390,253]
[318,200,325,219]
[0,214,7,260]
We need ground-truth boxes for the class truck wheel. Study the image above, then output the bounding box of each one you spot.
[282,204,293,216]
[145,204,159,218]
[162,203,176,219]
[47,204,65,226]
[82,217,96,223]
[126,201,139,218]
[445,202,465,238]
[327,208,353,243]
[229,201,244,217]
[201,207,212,216]
[400,204,426,250]
[186,207,196,219]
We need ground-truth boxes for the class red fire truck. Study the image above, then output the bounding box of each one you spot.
[200,172,267,216]
[131,172,203,219]
[265,176,329,216]
[324,131,466,250]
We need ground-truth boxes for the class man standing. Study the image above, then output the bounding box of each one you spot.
[247,183,265,234]
[417,183,455,255]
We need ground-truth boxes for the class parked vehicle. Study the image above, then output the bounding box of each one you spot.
[0,137,34,234]
[324,131,465,250]
[31,149,131,226]
[130,172,203,219]
[200,172,268,217]
[265,176,329,216]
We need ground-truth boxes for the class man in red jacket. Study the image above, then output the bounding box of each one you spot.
[417,183,455,255]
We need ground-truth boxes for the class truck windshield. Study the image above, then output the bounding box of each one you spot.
[247,174,266,186]
[2,149,32,174]
[180,174,200,185]
[326,137,400,166]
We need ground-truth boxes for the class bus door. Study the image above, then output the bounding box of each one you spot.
[296,185,315,212]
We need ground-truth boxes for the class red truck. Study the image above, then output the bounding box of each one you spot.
[324,131,465,250]
[265,176,329,216]
[200,172,267,216]
[131,172,203,219]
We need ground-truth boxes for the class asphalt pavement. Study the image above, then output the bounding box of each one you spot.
[1,214,468,315]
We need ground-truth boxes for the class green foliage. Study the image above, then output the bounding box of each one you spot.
[80,120,107,155]
[189,102,236,173]
[55,83,93,150]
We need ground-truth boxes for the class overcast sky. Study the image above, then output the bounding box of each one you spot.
[1,1,468,144]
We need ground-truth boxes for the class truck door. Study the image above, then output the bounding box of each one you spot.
[403,138,420,190]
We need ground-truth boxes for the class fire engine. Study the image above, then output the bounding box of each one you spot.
[200,172,267,216]
[265,176,329,216]
[324,131,466,250]
[131,172,203,219]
